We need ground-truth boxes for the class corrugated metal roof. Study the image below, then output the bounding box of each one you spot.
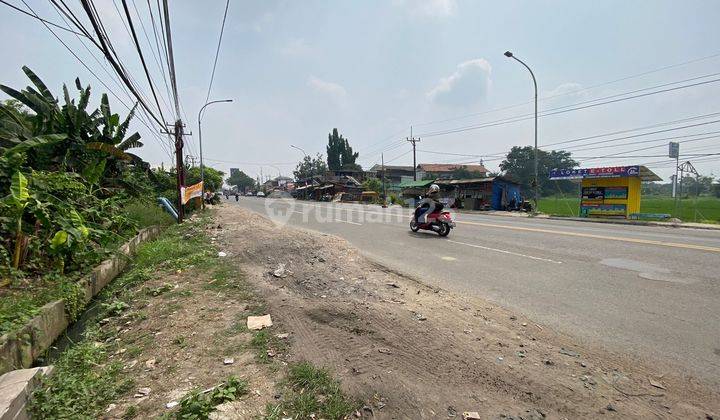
[398,179,435,188]
[418,163,488,173]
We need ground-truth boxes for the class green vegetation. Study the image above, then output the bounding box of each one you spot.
[0,67,175,335]
[226,169,257,192]
[293,153,328,181]
[29,327,133,419]
[266,362,358,420]
[29,217,219,417]
[362,177,382,193]
[326,128,360,171]
[539,196,720,222]
[500,146,578,196]
[250,329,287,364]
[171,376,248,419]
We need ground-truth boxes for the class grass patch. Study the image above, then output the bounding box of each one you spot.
[0,273,85,336]
[124,201,174,229]
[250,330,287,364]
[204,265,248,292]
[539,196,720,222]
[29,328,133,419]
[133,222,216,272]
[266,362,358,420]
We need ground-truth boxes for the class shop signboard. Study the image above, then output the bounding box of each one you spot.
[603,186,628,199]
[550,166,640,180]
[580,204,627,217]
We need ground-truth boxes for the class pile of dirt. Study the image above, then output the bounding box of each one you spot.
[215,204,719,419]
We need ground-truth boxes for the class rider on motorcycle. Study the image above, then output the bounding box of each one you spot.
[415,184,443,223]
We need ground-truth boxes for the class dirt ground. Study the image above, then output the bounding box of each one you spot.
[212,203,719,419]
[103,250,279,418]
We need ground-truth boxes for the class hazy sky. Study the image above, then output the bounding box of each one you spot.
[2,0,720,181]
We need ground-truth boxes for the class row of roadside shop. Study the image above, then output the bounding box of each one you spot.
[282,163,663,218]
[290,173,527,211]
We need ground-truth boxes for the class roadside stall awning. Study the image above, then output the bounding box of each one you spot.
[398,179,435,188]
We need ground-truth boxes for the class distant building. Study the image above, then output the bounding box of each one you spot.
[368,164,418,184]
[417,163,488,179]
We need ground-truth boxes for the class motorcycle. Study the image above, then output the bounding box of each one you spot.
[410,208,455,237]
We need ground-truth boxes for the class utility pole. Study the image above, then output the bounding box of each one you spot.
[381,152,386,203]
[173,119,185,223]
[407,125,420,181]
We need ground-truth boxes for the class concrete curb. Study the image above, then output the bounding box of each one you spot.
[0,226,162,377]
[0,366,53,420]
[547,216,720,231]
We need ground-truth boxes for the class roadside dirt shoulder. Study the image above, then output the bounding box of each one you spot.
[215,203,719,419]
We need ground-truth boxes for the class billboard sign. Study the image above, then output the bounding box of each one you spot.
[549,166,640,180]
[669,142,679,159]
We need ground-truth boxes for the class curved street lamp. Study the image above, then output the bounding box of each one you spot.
[198,99,232,207]
[504,51,539,212]
[290,144,308,157]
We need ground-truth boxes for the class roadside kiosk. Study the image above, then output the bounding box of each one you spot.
[549,165,662,219]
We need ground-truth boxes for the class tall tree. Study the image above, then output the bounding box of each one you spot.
[500,146,578,196]
[326,128,359,170]
[225,169,255,191]
[293,153,328,180]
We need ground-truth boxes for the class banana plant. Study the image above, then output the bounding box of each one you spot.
[49,209,91,274]
[2,171,30,270]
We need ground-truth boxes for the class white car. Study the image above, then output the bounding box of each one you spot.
[256,191,265,197]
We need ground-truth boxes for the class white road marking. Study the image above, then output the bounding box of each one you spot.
[335,219,362,226]
[440,256,457,261]
[447,240,563,264]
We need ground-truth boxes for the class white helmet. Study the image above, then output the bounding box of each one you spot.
[429,184,440,193]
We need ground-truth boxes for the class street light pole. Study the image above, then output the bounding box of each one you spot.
[504,51,539,212]
[198,99,232,208]
[290,144,308,157]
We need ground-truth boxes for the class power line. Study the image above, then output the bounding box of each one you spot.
[130,0,173,118]
[145,0,173,117]
[542,111,720,148]
[161,0,180,118]
[44,0,174,159]
[120,0,168,124]
[76,0,166,127]
[0,0,87,36]
[411,51,720,129]
[204,0,230,103]
[576,134,720,162]
[384,149,412,165]
[204,157,297,166]
[562,130,720,154]
[418,76,720,139]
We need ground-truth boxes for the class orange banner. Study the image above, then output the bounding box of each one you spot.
[181,181,203,204]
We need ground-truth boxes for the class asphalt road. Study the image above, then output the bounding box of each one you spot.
[228,197,720,385]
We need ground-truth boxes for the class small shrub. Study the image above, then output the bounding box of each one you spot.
[174,376,248,419]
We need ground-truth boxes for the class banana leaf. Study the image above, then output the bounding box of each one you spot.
[22,66,56,104]
[3,134,66,156]
[86,142,132,161]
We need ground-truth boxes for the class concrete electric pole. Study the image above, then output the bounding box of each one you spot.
[407,125,420,181]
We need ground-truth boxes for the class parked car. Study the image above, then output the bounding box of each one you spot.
[257,191,266,197]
